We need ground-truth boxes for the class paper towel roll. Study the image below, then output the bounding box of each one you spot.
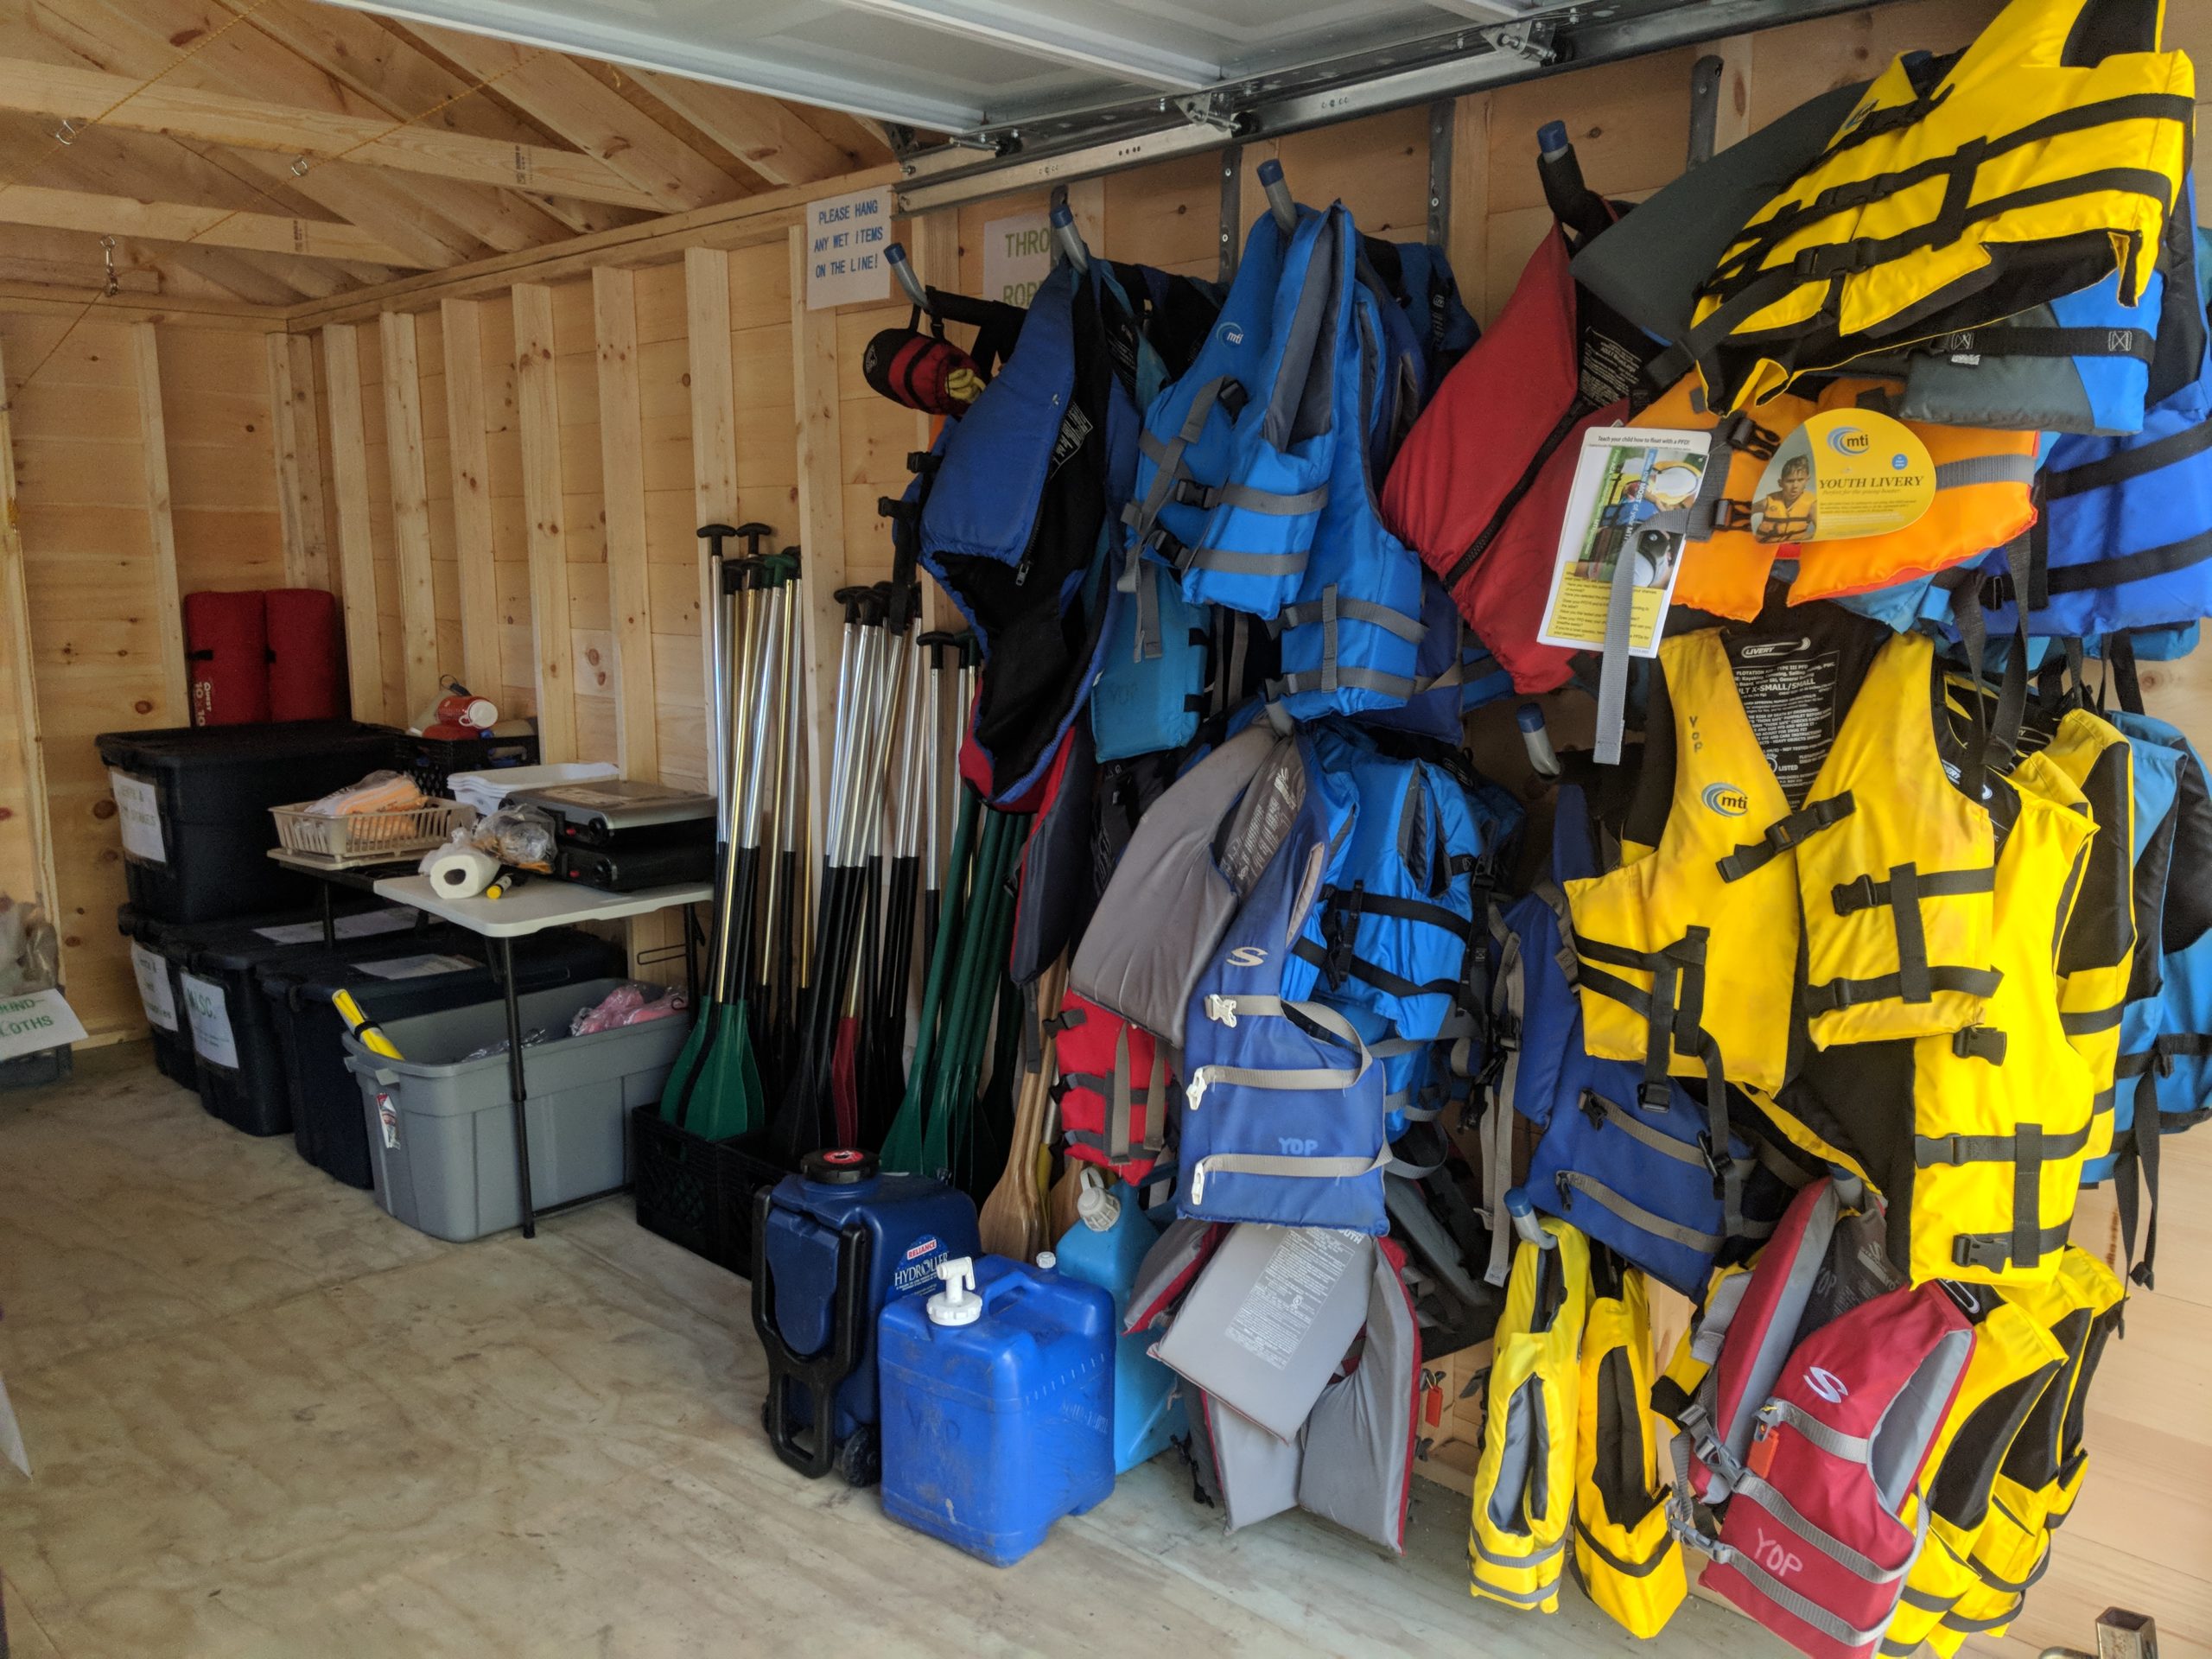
[425,845,499,899]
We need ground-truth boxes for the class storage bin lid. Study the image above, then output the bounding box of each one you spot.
[268,926,619,1011]
[180,905,419,973]
[96,721,401,824]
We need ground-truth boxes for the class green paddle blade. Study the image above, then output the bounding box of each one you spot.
[659,1014,714,1125]
[684,1001,766,1141]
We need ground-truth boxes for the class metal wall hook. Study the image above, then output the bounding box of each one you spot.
[1048,185,1089,272]
[886,242,931,313]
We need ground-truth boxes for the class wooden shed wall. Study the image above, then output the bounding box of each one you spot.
[0,3,2208,1649]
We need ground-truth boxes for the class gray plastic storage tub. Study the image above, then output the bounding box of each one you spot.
[342,977,689,1242]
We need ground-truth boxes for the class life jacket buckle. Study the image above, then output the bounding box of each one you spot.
[1554,1168,1575,1211]
[1696,1128,1728,1198]
[1793,238,1873,282]
[1216,378,1249,419]
[1578,1090,1606,1129]
[2152,1036,2177,1078]
[1204,994,1239,1028]
[1321,882,1363,987]
[1640,1077,1675,1112]
[1831,874,1877,913]
[1146,522,1194,572]
[1167,478,1211,509]
[906,449,941,476]
[1711,499,1757,534]
[1950,1024,2007,1064]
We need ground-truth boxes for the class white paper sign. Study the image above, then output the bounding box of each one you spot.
[357,952,478,981]
[108,769,166,864]
[982,211,1053,308]
[805,187,893,309]
[0,987,87,1060]
[251,909,414,947]
[180,972,238,1071]
[130,943,178,1032]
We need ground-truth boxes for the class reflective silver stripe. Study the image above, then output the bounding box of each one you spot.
[1185,545,1313,577]
[1707,1541,1895,1647]
[1730,1471,1918,1584]
[1759,1399,1872,1464]
[1581,1091,1710,1165]
[1470,1527,1567,1567]
[1555,1170,1724,1251]
[1211,479,1329,515]
[1467,1573,1560,1607]
[1190,1147,1391,1205]
[1278,594,1427,644]
[1934,452,2037,490]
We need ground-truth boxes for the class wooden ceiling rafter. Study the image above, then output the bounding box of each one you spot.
[0,0,902,306]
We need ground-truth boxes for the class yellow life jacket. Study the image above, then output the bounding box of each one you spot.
[1936,1248,2126,1651]
[1632,376,2037,621]
[2034,707,2137,1165]
[1567,619,1999,1098]
[1878,1300,2067,1658]
[1684,0,2194,413]
[1742,745,2098,1286]
[1570,1261,1687,1637]
[1470,1218,1590,1614]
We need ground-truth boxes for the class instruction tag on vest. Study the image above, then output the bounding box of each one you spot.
[1751,408,1934,542]
[1538,426,1709,657]
[179,972,238,1071]
[0,988,86,1060]
[130,943,178,1032]
[108,770,166,864]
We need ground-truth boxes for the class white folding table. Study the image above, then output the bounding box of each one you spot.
[373,874,713,1237]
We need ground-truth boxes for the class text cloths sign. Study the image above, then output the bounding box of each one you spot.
[0,988,86,1061]
[805,187,893,309]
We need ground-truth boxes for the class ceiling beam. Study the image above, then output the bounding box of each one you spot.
[0,54,666,209]
[628,70,861,188]
[318,0,985,130]
[391,22,747,212]
[830,0,1220,90]
[0,183,435,264]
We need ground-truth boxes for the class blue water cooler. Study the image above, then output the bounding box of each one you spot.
[879,1255,1116,1566]
[752,1148,979,1484]
[1053,1172,1186,1471]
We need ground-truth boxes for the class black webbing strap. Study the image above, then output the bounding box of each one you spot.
[1320,884,1474,936]
[1291,936,1458,1001]
[1955,530,2035,800]
[1803,964,2001,1017]
[2106,630,2146,716]
[1715,793,1856,882]
[2044,413,2212,499]
[1830,861,1997,1007]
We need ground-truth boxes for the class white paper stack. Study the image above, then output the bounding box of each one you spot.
[447,761,619,818]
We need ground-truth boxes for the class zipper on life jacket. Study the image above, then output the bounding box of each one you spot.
[1446,394,1597,587]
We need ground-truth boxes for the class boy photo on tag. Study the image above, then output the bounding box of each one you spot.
[1755,453,1816,543]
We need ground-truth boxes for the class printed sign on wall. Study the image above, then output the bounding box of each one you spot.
[805,186,894,309]
[0,988,87,1062]
[982,210,1053,308]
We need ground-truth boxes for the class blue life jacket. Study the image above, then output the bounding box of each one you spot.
[1125,210,1336,620]
[2089,708,2212,1287]
[1179,731,1392,1232]
[1278,722,1484,1043]
[1128,205,1427,719]
[911,260,1137,804]
[1368,238,1479,388]
[1491,787,1771,1298]
[1356,574,1510,741]
[1091,559,1209,761]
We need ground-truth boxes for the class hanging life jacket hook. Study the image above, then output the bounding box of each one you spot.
[1256,158,1297,234]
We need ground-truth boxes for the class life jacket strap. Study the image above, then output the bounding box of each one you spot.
[1189,1145,1392,1206]
[2058,1003,2122,1036]
[2044,416,2212,500]
[1803,963,2001,1016]
[1553,1169,1725,1254]
[1830,863,1993,912]
[1934,452,2039,491]
[1949,1218,2071,1275]
[1471,1528,1567,1570]
[1756,1399,1872,1465]
[1715,792,1857,882]
[1570,1515,1675,1580]
[1924,322,2154,364]
[1319,882,1474,936]
[1576,1089,1704,1166]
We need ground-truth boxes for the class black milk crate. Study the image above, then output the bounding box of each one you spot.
[631,1105,789,1277]
[396,731,540,798]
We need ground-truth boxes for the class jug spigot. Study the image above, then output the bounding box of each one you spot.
[927,1255,982,1325]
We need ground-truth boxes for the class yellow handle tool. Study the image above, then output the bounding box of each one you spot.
[331,987,404,1060]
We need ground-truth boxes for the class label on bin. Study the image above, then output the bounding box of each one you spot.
[129,943,178,1032]
[356,952,479,981]
[108,770,166,864]
[0,988,86,1061]
[376,1091,399,1149]
[179,972,238,1070]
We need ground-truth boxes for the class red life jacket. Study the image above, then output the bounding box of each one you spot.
[1381,225,1640,695]
[1658,1177,1977,1659]
[184,589,270,726]
[1052,988,1174,1182]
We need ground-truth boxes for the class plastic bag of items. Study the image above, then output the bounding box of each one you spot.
[0,893,60,999]
[305,769,423,817]
[569,982,690,1036]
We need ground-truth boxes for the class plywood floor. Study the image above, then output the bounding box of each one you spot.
[0,1046,2177,1658]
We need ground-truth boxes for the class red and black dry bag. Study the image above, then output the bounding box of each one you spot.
[184,589,270,727]
[264,588,343,721]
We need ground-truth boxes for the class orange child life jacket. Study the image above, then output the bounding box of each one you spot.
[1630,375,2037,621]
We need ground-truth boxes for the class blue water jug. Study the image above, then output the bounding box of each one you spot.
[879,1254,1116,1566]
[1053,1170,1186,1472]
[753,1148,979,1484]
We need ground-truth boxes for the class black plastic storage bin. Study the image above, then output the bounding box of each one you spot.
[631,1104,787,1277]
[397,730,539,798]
[118,903,198,1090]
[159,904,427,1137]
[95,721,398,925]
[264,927,622,1189]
